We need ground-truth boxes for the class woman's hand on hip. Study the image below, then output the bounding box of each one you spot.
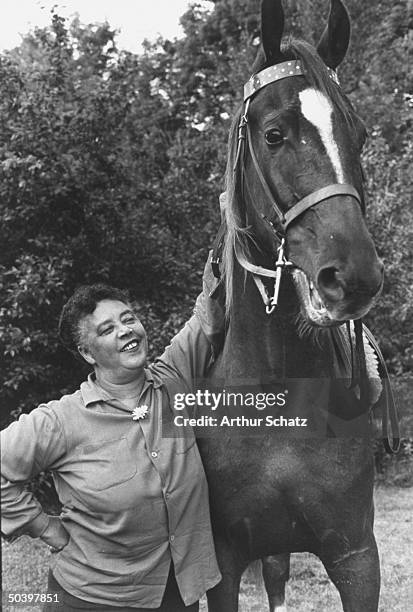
[40,516,70,553]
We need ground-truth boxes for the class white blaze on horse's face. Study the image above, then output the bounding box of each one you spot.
[298,88,345,184]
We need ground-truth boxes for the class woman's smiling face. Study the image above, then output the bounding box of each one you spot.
[78,299,148,382]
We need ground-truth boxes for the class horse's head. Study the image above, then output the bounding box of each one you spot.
[224,0,383,327]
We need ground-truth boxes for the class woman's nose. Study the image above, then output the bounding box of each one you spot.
[118,324,133,337]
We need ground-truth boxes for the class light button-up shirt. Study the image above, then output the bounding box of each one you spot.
[1,303,223,608]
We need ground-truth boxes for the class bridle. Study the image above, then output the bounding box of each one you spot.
[227,59,362,314]
[209,59,400,454]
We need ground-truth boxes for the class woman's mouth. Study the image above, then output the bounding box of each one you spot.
[120,339,140,352]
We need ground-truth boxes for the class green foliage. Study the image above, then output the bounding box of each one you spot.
[350,1,413,374]
[0,12,220,426]
[0,0,411,434]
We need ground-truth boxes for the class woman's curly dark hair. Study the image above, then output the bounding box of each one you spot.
[58,284,131,359]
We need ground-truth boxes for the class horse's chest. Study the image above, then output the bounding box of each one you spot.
[198,437,372,551]
[199,437,286,510]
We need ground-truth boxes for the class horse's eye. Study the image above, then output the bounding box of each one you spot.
[265,128,284,146]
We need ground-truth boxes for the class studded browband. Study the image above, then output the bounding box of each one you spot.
[243,60,339,102]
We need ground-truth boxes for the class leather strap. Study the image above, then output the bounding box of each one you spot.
[245,123,362,233]
[283,184,361,230]
[234,241,278,278]
[362,325,401,453]
[246,122,286,226]
[210,221,227,279]
[243,60,339,102]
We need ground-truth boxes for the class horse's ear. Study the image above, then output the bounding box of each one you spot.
[316,0,351,69]
[261,0,285,65]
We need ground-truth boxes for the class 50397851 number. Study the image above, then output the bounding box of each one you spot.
[4,592,60,605]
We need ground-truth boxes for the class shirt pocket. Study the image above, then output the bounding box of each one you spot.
[78,437,137,491]
[174,433,196,454]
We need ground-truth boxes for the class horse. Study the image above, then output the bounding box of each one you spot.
[196,1,388,610]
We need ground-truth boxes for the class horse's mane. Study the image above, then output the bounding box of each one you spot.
[222,37,356,315]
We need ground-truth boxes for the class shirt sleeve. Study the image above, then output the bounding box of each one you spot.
[153,253,225,389]
[1,405,66,539]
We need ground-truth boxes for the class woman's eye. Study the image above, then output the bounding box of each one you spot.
[100,326,114,335]
[265,128,284,146]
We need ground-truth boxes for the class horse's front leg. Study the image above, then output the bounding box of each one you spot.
[320,527,380,612]
[206,536,248,612]
[262,553,290,612]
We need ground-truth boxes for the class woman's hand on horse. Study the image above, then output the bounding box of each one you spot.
[40,516,70,553]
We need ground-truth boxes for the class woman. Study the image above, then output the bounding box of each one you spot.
[1,265,224,611]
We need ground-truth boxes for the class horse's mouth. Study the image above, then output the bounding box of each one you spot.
[291,268,379,326]
[291,268,339,327]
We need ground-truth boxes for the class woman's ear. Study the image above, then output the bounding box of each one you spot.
[77,345,96,366]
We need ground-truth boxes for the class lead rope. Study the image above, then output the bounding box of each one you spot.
[354,319,368,407]
[346,320,355,384]
[350,320,400,454]
[362,325,401,454]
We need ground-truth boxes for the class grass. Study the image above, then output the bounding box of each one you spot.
[2,486,412,611]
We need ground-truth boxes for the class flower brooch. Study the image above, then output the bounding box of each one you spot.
[132,405,149,420]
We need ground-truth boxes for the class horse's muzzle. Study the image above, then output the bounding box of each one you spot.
[315,259,384,321]
[292,258,384,326]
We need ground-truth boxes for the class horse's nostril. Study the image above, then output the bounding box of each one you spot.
[317,267,345,303]
[318,267,340,288]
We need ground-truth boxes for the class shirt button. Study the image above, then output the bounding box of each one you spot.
[151,451,158,458]
[170,535,175,542]
[165,493,170,499]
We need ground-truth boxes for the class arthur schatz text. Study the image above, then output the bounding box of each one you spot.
[174,414,308,428]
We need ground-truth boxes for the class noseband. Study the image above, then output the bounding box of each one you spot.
[232,59,362,313]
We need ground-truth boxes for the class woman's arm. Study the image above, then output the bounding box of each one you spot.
[1,406,69,549]
[152,253,225,389]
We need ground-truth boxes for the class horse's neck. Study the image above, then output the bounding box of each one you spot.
[220,267,326,382]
